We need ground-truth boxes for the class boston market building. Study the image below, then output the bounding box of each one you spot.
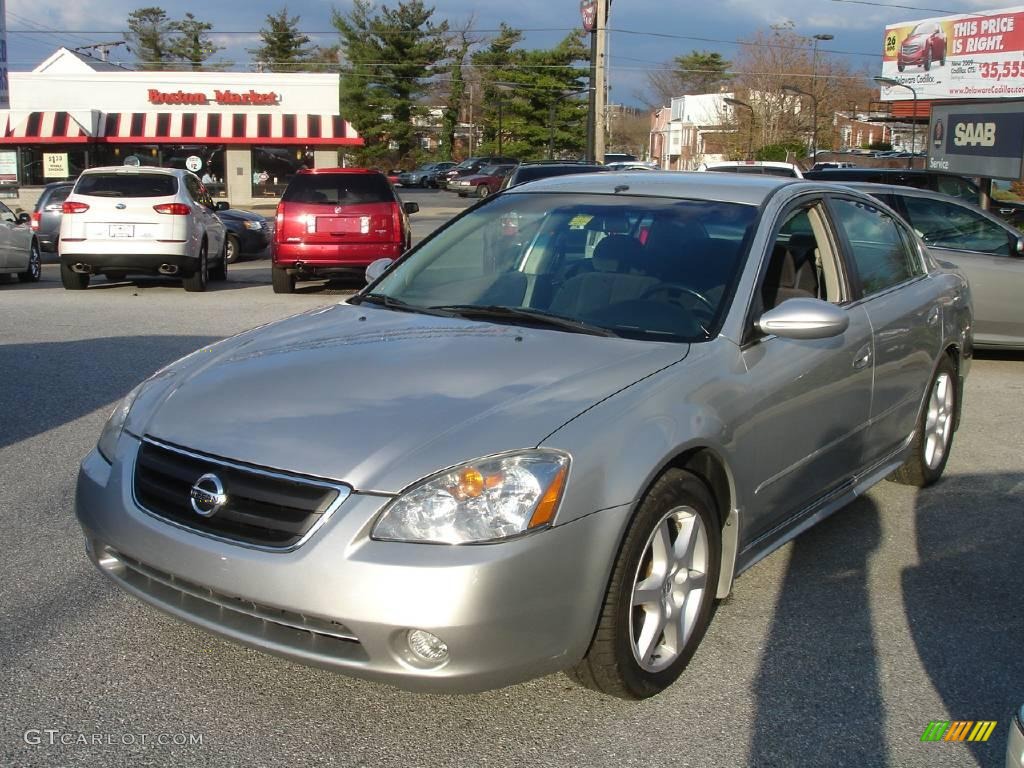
[0,48,362,206]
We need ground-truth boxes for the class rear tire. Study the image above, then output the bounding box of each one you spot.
[182,244,208,292]
[567,469,721,699]
[209,240,228,281]
[888,355,957,487]
[18,241,41,282]
[224,234,240,264]
[271,266,295,294]
[60,261,89,290]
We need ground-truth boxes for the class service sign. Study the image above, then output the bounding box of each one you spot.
[881,5,1024,100]
[928,101,1024,178]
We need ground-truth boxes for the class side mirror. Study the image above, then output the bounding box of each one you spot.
[215,201,230,211]
[16,212,31,224]
[403,201,419,215]
[1011,236,1024,257]
[365,257,394,284]
[757,298,850,340]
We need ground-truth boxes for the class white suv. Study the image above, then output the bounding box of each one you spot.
[58,166,227,292]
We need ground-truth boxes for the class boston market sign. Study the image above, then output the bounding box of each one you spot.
[148,89,280,106]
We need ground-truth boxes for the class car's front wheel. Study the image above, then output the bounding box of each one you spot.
[224,234,240,264]
[568,469,720,699]
[18,241,41,282]
[888,355,957,487]
[477,185,491,199]
[924,47,932,70]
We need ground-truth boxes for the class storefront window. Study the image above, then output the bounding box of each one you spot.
[251,145,314,198]
[93,144,162,169]
[18,145,90,186]
[163,145,227,197]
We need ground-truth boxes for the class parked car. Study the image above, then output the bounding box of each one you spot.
[76,172,971,699]
[58,166,227,292]
[385,170,402,186]
[398,162,457,188]
[1009,704,1024,768]
[701,161,804,178]
[603,152,637,164]
[441,156,519,187]
[216,208,269,263]
[851,182,1024,349]
[502,161,609,189]
[271,167,418,293]
[803,168,1024,227]
[810,161,858,171]
[898,21,946,71]
[31,180,74,253]
[451,164,517,197]
[0,201,41,284]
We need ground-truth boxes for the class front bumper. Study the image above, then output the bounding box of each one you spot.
[233,227,269,255]
[76,438,627,693]
[1009,708,1024,768]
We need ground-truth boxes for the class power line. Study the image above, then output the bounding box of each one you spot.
[829,0,988,15]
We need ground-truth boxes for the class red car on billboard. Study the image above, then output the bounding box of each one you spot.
[898,21,946,71]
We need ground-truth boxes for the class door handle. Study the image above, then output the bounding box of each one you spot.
[853,344,872,369]
[927,306,940,326]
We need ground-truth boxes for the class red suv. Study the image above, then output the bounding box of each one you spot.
[898,22,946,71]
[271,168,418,293]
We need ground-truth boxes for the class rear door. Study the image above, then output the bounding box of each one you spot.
[278,173,398,261]
[68,170,182,246]
[0,202,15,268]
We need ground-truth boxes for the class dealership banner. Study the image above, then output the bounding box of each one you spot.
[881,5,1024,100]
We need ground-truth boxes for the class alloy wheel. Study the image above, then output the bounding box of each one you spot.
[923,371,954,470]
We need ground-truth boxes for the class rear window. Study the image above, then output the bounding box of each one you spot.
[282,173,394,205]
[38,185,72,209]
[75,173,178,198]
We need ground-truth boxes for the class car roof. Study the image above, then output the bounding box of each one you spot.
[837,181,989,206]
[504,170,800,205]
[705,161,799,169]
[297,167,383,175]
[79,165,182,176]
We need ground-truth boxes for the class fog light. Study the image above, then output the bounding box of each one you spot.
[406,629,449,663]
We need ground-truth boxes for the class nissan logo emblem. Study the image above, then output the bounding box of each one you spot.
[115,203,127,209]
[190,473,228,517]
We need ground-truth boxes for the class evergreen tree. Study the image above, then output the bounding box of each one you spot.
[672,51,732,95]
[169,13,225,71]
[124,7,175,70]
[251,7,315,72]
[333,0,449,164]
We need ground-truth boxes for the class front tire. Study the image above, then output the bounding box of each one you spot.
[888,355,957,487]
[477,185,491,199]
[60,261,89,290]
[224,234,240,264]
[182,243,208,292]
[568,469,721,699]
[271,266,295,293]
[924,48,932,70]
[18,241,41,282]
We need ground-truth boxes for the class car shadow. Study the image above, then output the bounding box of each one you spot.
[0,335,219,449]
[86,276,254,292]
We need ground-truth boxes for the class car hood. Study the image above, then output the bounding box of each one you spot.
[902,34,930,46]
[216,208,263,222]
[131,303,689,493]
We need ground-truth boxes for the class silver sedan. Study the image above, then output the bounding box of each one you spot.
[0,201,41,284]
[75,173,972,699]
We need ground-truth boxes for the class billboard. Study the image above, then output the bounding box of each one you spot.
[927,101,1024,179]
[881,5,1024,100]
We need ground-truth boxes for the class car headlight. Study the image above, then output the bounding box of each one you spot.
[97,383,144,463]
[372,450,569,544]
[243,220,264,230]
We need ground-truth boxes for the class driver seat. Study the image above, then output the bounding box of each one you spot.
[549,235,658,319]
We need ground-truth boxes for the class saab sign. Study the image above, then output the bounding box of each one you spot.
[928,100,1024,178]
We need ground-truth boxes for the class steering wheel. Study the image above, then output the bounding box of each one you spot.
[640,283,715,316]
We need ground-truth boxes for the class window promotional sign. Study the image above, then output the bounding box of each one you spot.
[0,150,16,183]
[928,101,1024,178]
[881,5,1024,100]
[43,153,69,178]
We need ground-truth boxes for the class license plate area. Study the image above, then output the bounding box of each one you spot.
[314,216,369,235]
[109,224,135,238]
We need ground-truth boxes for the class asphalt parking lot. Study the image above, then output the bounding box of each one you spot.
[1,187,1021,768]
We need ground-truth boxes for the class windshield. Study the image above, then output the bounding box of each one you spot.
[368,192,758,342]
[282,173,394,205]
[479,165,504,175]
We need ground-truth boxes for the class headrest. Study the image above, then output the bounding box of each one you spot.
[593,234,643,272]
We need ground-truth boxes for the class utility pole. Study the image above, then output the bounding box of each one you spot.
[593,0,608,163]
[74,41,127,62]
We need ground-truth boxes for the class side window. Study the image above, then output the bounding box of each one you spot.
[0,202,15,223]
[901,196,1012,255]
[761,205,843,310]
[184,175,203,203]
[831,198,924,296]
[935,175,977,200]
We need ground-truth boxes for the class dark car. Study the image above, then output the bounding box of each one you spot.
[216,208,270,263]
[898,21,946,71]
[271,168,418,293]
[602,152,637,164]
[502,161,609,189]
[450,164,517,198]
[398,162,456,188]
[31,181,74,253]
[441,156,519,187]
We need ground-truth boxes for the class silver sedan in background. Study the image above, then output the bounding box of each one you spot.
[76,173,971,699]
[0,200,41,284]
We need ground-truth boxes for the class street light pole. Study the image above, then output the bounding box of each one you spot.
[782,84,819,159]
[724,96,754,160]
[874,75,918,169]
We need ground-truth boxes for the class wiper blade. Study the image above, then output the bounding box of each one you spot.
[430,304,619,337]
[350,293,456,317]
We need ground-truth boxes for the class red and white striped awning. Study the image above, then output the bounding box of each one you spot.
[98,112,360,145]
[0,111,90,143]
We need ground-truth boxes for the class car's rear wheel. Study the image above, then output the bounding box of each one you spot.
[477,185,491,199]
[182,244,208,292]
[224,234,240,264]
[271,266,295,294]
[60,261,89,290]
[209,240,228,281]
[568,469,720,699]
[18,241,41,282]
[888,355,957,487]
[420,177,430,188]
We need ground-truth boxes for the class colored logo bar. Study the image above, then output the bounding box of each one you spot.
[921,721,998,742]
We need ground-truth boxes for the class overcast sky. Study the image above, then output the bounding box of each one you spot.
[5,0,1002,105]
